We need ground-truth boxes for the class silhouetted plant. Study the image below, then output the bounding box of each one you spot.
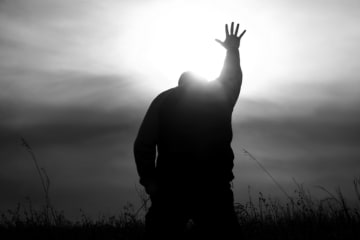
[20,137,58,226]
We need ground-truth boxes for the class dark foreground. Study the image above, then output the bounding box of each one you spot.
[1,183,360,240]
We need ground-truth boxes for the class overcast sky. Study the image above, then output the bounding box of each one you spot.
[1,0,360,219]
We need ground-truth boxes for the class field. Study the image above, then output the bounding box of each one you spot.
[1,139,359,239]
[1,179,360,239]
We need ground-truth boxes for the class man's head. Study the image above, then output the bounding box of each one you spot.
[178,71,206,87]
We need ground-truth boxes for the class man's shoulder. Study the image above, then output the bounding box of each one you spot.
[150,87,178,108]
[154,87,177,101]
[159,87,177,96]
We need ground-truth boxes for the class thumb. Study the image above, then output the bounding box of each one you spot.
[215,39,224,46]
[239,29,246,38]
[215,39,223,44]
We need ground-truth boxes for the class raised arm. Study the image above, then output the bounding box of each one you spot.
[216,22,246,107]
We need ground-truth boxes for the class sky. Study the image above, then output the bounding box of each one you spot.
[1,0,360,219]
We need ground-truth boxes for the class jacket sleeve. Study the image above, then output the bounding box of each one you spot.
[133,94,162,187]
[217,48,243,108]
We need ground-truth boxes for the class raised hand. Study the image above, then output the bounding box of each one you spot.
[215,22,246,50]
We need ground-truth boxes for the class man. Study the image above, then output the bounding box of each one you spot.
[134,22,246,239]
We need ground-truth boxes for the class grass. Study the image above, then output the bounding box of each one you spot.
[0,200,144,240]
[235,180,360,240]
[1,138,359,239]
[1,181,360,239]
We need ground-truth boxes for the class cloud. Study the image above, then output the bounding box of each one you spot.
[0,0,142,75]
[0,98,143,219]
[0,68,151,218]
[231,97,360,200]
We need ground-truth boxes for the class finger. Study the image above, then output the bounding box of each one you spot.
[215,39,224,45]
[225,24,229,37]
[235,23,239,36]
[230,22,234,35]
[239,29,246,38]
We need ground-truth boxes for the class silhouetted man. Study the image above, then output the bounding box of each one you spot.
[134,22,246,239]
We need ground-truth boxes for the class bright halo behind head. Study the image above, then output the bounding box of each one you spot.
[125,2,228,90]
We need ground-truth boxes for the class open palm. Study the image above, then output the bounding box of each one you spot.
[216,22,246,50]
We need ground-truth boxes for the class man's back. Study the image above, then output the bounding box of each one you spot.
[156,82,235,185]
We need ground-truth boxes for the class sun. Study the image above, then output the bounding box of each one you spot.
[101,1,275,97]
[124,2,231,90]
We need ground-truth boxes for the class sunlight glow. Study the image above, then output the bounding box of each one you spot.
[122,1,231,90]
[111,0,282,96]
